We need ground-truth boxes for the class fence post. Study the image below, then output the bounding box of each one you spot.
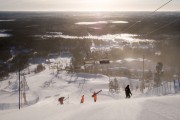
[170,82,171,93]
[156,87,158,96]
[164,83,167,95]
[178,79,180,91]
[162,85,164,95]
[164,84,166,95]
[174,80,176,93]
[153,88,154,95]
[158,87,160,96]
[167,82,171,94]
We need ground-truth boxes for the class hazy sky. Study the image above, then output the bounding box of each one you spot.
[0,0,179,11]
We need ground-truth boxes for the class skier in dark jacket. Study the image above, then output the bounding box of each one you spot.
[125,85,132,98]
[58,97,65,105]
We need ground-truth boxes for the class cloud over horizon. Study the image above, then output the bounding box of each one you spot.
[0,0,179,11]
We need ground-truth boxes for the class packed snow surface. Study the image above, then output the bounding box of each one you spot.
[1,95,180,120]
[0,56,180,120]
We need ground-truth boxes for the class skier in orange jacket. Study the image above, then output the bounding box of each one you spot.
[80,95,84,103]
[92,92,97,102]
[92,90,102,102]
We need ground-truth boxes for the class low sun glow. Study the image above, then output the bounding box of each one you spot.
[82,0,113,11]
[85,0,110,3]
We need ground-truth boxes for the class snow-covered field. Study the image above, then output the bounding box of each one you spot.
[0,56,180,120]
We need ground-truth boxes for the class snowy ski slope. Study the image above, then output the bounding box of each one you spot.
[0,56,180,120]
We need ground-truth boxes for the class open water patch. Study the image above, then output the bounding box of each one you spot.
[75,20,128,25]
[0,33,12,37]
[0,19,16,22]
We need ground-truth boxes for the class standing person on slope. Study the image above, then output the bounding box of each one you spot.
[92,90,102,102]
[125,85,132,98]
[80,95,84,103]
[58,97,65,105]
[92,92,97,102]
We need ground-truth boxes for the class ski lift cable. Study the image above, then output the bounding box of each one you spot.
[144,18,180,36]
[121,0,173,33]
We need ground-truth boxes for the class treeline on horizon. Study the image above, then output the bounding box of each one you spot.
[0,12,180,77]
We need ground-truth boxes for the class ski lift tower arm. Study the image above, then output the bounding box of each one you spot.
[99,59,110,64]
